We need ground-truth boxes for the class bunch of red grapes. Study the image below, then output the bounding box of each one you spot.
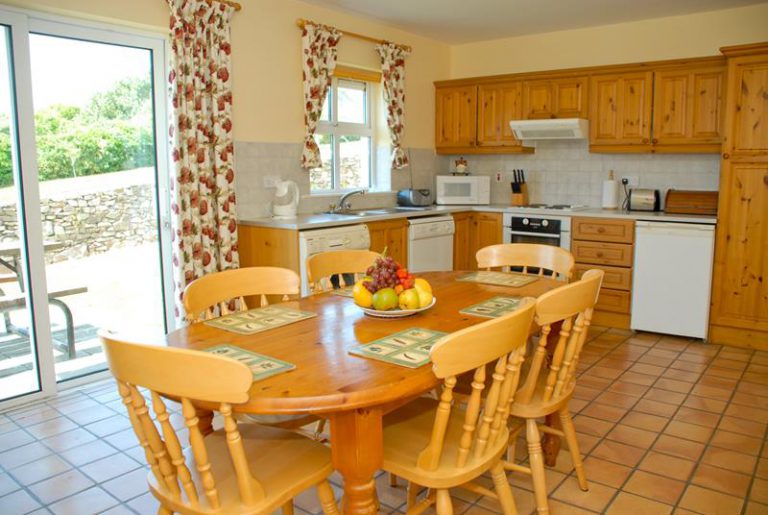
[364,256,414,293]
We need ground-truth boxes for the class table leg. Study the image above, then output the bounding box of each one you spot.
[195,407,214,436]
[330,408,383,515]
[542,320,564,467]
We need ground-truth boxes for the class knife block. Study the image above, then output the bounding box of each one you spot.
[510,184,529,206]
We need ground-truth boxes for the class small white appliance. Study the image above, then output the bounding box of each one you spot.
[407,216,455,273]
[509,118,589,140]
[631,221,715,339]
[435,175,490,205]
[272,179,300,219]
[298,224,370,297]
[503,212,571,250]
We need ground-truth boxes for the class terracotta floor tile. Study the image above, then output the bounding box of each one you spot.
[638,451,695,481]
[579,403,628,423]
[670,359,708,373]
[710,429,763,455]
[573,385,603,401]
[546,499,597,514]
[623,411,668,432]
[637,354,674,367]
[579,375,615,390]
[700,446,758,475]
[569,398,589,414]
[690,384,732,402]
[633,399,678,417]
[673,407,721,428]
[745,501,768,515]
[580,456,632,489]
[710,358,747,370]
[609,380,650,397]
[619,371,658,386]
[655,378,694,394]
[572,415,615,438]
[705,366,743,380]
[678,484,744,515]
[623,470,685,505]
[697,375,739,390]
[718,415,766,437]
[750,478,768,505]
[644,388,687,406]
[757,458,768,479]
[653,435,706,461]
[661,368,700,383]
[725,404,768,424]
[590,440,645,467]
[646,348,681,360]
[606,492,672,515]
[629,363,666,377]
[682,395,728,414]
[663,420,714,443]
[691,463,752,497]
[736,383,768,401]
[551,476,617,513]
[585,366,624,381]
[605,424,658,448]
[594,391,638,409]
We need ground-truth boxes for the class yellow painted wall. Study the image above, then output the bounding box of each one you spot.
[449,3,768,78]
[4,0,450,147]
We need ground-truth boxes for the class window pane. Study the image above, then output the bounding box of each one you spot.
[319,90,330,122]
[339,135,370,190]
[338,80,366,124]
[310,133,333,191]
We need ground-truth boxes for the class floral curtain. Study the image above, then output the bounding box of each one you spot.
[300,23,341,169]
[376,42,410,170]
[167,0,239,320]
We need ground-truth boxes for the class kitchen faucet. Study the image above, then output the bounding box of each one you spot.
[332,189,366,213]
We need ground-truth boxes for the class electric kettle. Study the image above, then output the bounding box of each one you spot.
[272,179,300,218]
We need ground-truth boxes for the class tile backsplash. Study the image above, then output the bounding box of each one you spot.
[234,141,446,219]
[234,139,720,219]
[447,140,720,208]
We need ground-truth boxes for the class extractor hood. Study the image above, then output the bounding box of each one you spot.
[509,118,588,140]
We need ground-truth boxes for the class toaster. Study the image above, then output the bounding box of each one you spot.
[397,188,433,207]
[628,188,661,211]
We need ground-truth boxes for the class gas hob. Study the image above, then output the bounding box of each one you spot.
[514,204,588,211]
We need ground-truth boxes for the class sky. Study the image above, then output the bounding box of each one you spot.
[0,29,151,116]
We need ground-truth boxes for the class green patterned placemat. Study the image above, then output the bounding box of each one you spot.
[204,344,295,381]
[460,296,524,318]
[349,328,448,369]
[204,306,317,335]
[331,286,354,297]
[457,271,538,288]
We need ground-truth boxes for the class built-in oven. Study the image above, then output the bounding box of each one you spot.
[502,213,571,250]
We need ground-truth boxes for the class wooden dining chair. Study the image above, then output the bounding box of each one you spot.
[476,243,575,281]
[306,249,380,293]
[503,268,604,514]
[380,298,537,515]
[100,333,340,515]
[182,266,320,436]
[182,267,300,323]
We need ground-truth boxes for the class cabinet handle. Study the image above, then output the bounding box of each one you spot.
[722,152,730,160]
[642,138,649,144]
[764,174,768,186]
[596,252,604,258]
[652,138,658,144]
[597,227,605,233]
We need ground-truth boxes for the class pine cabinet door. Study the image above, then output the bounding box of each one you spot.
[477,82,523,146]
[589,72,653,146]
[435,85,477,149]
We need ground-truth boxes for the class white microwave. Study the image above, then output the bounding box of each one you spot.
[436,175,491,205]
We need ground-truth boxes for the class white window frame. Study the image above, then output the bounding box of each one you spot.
[313,77,375,194]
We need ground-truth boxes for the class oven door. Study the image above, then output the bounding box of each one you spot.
[504,229,562,248]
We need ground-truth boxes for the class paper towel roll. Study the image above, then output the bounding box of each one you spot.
[602,179,619,209]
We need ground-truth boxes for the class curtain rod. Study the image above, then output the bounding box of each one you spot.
[296,18,412,53]
[216,0,242,11]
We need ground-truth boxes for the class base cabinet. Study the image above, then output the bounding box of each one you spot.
[452,212,503,270]
[366,219,408,267]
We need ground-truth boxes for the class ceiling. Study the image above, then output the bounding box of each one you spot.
[301,0,766,44]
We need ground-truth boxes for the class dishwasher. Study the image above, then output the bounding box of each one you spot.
[298,224,371,297]
[631,221,716,339]
[408,216,455,273]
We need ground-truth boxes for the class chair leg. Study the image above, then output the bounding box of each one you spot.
[435,489,453,515]
[282,500,294,515]
[407,481,420,509]
[314,418,327,440]
[389,473,398,487]
[316,480,340,515]
[157,507,172,515]
[559,407,588,491]
[526,419,549,514]
[490,460,518,515]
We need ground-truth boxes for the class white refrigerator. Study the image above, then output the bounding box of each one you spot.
[631,221,716,339]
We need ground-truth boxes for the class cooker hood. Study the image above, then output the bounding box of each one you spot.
[509,118,588,140]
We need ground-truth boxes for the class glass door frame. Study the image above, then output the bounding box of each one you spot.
[0,6,173,410]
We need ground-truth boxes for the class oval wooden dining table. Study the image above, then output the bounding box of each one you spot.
[164,271,564,515]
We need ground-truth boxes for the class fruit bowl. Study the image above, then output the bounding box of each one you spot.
[361,297,436,318]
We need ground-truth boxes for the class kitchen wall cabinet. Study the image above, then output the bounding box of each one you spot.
[522,76,588,119]
[451,211,503,270]
[366,219,408,267]
[436,83,533,154]
[571,217,635,329]
[710,43,768,349]
[589,71,654,149]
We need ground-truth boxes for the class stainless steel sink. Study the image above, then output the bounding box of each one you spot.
[321,207,431,216]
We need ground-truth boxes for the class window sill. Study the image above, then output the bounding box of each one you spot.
[302,190,395,200]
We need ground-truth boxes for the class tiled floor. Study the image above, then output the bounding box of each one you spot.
[1,326,767,514]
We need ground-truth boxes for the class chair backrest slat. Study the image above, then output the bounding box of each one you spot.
[306,250,380,294]
[515,269,604,407]
[182,267,300,323]
[101,333,257,511]
[476,243,575,281]
[416,300,536,472]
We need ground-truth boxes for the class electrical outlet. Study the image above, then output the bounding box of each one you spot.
[263,175,281,188]
[495,172,502,182]
[623,176,639,187]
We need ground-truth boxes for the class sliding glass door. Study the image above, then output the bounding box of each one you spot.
[0,9,172,407]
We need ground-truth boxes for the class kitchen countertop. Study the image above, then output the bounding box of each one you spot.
[239,205,717,230]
